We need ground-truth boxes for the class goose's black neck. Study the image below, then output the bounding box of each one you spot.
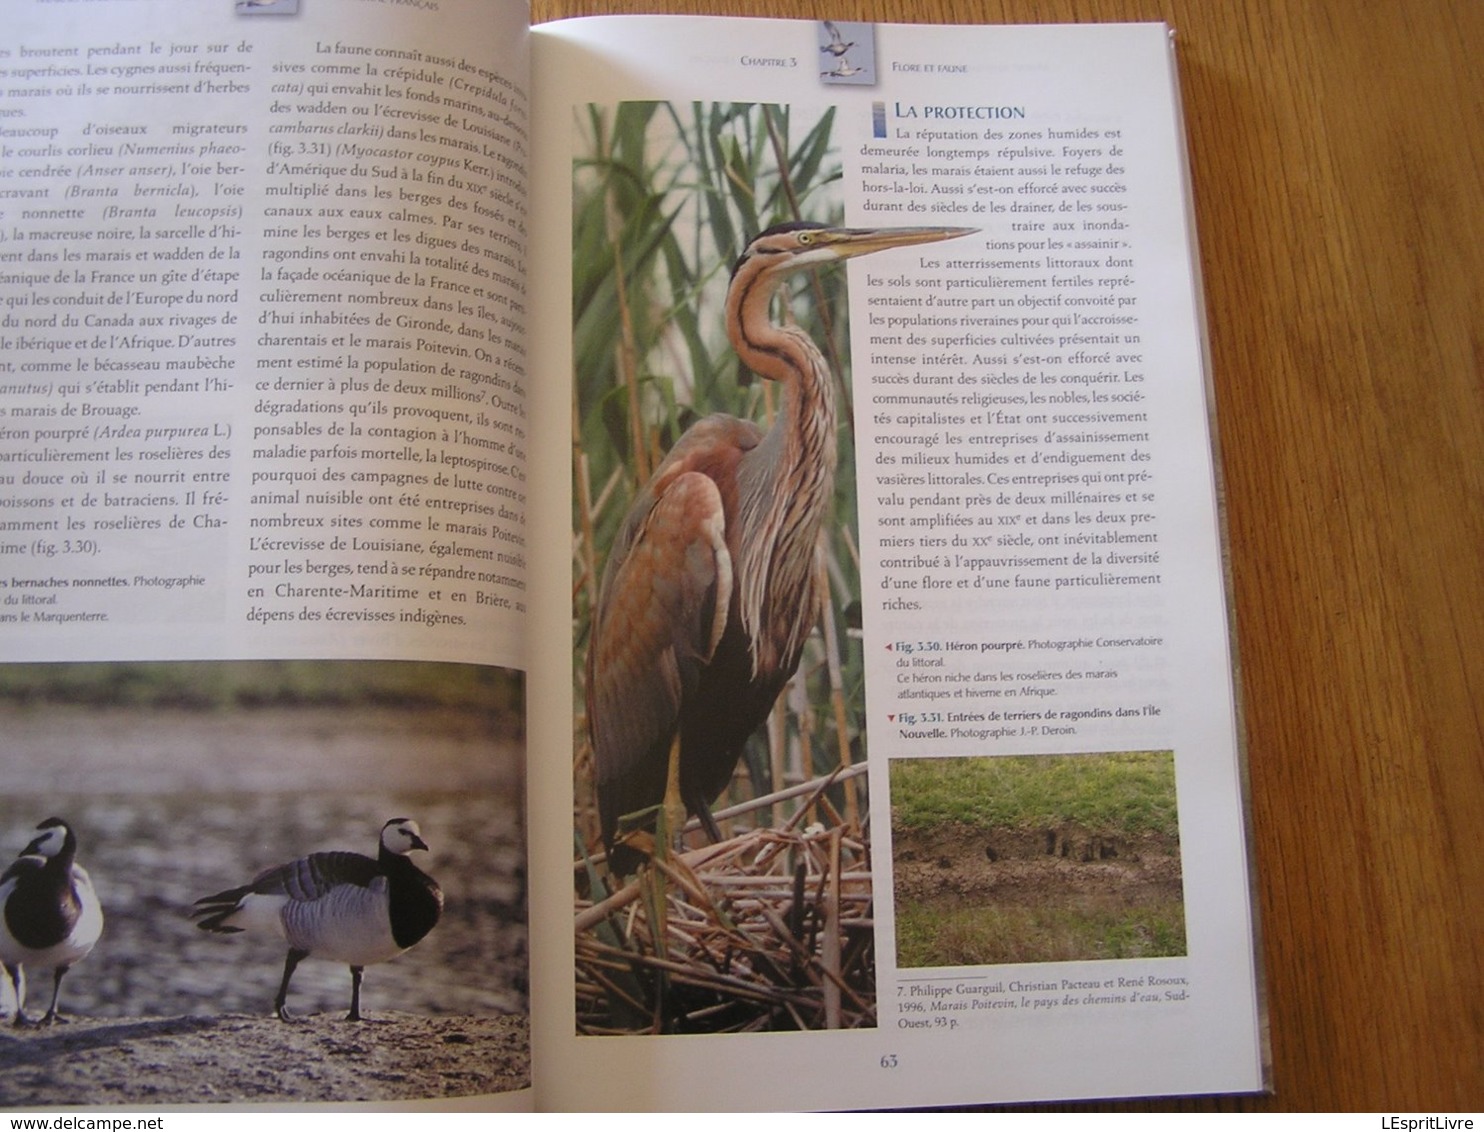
[381,851,442,949]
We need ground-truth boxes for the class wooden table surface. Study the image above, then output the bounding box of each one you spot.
[533,0,1484,1111]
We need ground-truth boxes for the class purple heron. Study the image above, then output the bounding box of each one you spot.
[585,221,975,870]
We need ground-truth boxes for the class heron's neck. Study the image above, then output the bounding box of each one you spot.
[728,278,838,490]
[771,323,837,501]
[731,306,839,673]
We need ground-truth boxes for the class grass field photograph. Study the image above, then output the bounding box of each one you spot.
[890,751,1186,969]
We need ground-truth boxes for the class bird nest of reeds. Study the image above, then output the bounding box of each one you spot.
[574,766,875,1034]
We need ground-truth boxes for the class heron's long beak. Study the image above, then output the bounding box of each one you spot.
[826,225,979,259]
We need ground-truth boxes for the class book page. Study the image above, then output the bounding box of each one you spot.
[2,0,529,671]
[1,0,531,1109]
[527,16,1264,1111]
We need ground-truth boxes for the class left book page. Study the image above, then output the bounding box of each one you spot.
[0,0,531,1109]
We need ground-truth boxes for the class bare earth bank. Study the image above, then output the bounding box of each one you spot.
[0,1012,529,1108]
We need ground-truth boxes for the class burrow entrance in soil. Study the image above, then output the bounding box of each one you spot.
[892,821,1185,910]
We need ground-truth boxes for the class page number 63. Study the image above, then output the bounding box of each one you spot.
[880,1054,899,1069]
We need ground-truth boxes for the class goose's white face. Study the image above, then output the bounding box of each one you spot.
[24,823,67,859]
[381,819,428,856]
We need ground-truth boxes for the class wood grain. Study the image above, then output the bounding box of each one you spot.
[533,0,1484,1110]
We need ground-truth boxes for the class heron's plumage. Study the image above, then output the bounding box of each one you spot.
[586,222,975,870]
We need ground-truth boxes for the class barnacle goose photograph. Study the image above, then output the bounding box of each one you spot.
[192,816,445,1022]
[0,817,104,1026]
[0,659,529,1105]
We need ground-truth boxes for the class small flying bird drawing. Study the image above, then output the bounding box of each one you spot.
[820,21,855,58]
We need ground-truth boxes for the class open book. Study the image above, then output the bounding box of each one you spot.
[1,0,1266,1112]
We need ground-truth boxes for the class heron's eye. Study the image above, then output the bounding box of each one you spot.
[798,232,813,245]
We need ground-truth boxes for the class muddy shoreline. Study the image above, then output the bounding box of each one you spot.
[0,1012,529,1108]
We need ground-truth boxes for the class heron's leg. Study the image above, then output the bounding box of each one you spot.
[691,792,723,843]
[347,966,364,1021]
[660,735,687,857]
[275,948,307,1022]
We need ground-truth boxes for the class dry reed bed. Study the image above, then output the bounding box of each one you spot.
[575,790,875,1034]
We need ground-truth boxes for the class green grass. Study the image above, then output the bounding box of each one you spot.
[895,896,1188,968]
[890,751,1178,840]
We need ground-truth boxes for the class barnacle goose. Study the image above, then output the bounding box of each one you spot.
[191,817,443,1021]
[0,817,104,1026]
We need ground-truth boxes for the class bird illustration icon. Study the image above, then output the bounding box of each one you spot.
[821,21,855,58]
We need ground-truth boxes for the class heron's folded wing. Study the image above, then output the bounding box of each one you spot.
[587,470,733,840]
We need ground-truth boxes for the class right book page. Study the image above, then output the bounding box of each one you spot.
[527,16,1265,1111]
